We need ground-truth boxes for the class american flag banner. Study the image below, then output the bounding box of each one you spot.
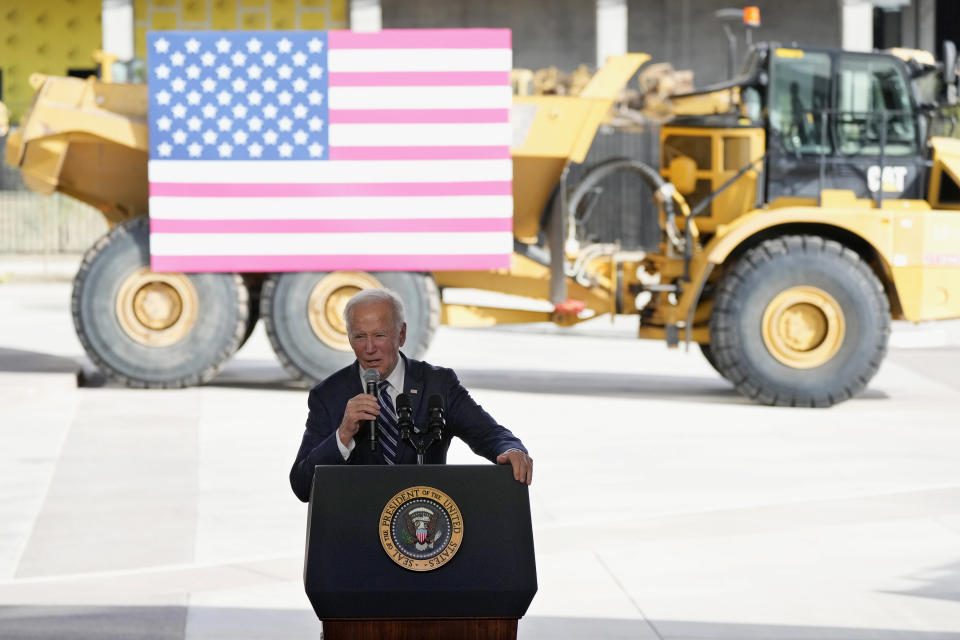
[146,29,513,273]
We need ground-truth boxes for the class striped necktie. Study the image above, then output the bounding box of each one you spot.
[377,380,401,465]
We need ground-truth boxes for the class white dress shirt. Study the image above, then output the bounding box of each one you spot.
[337,359,405,460]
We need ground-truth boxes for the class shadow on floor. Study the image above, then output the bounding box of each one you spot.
[2,607,959,640]
[0,347,80,375]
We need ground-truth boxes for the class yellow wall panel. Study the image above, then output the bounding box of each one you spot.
[301,13,327,30]
[151,11,179,30]
[272,0,296,30]
[212,0,238,29]
[183,0,208,23]
[0,0,101,121]
[329,0,345,22]
[241,12,267,29]
[241,0,267,6]
[302,0,328,7]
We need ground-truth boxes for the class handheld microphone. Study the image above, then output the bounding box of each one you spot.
[396,393,414,440]
[361,368,380,451]
[427,394,445,439]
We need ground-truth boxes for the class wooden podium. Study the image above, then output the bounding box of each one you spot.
[304,464,537,640]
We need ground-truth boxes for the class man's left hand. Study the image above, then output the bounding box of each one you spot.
[497,450,533,485]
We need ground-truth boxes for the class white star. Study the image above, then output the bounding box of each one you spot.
[170,77,186,92]
[217,91,232,105]
[261,51,277,67]
[246,90,263,105]
[247,116,263,131]
[262,78,277,93]
[186,38,201,54]
[293,104,308,119]
[232,104,248,119]
[157,116,172,131]
[232,130,248,144]
[170,51,185,66]
[278,64,293,80]
[156,90,172,105]
[217,142,233,157]
[155,64,171,79]
[216,38,231,54]
[231,51,247,66]
[201,51,216,66]
[216,64,232,79]
[293,130,308,145]
[186,65,201,80]
[308,143,324,157]
[307,64,323,79]
[187,90,201,105]
[202,130,218,145]
[154,37,170,54]
[307,116,324,131]
[277,38,293,54]
[263,130,278,145]
[187,116,202,131]
[307,90,323,105]
[247,142,263,158]
[278,116,293,132]
[217,116,233,131]
[231,78,247,93]
[292,51,307,67]
[172,129,187,144]
[262,104,278,119]
[307,37,323,53]
[292,78,308,93]
[171,103,187,118]
[188,142,203,157]
[157,141,172,156]
[201,78,217,92]
[246,38,262,54]
[278,142,293,157]
[202,104,217,118]
[278,91,292,106]
[246,64,262,79]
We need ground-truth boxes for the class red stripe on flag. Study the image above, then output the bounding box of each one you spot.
[150,218,513,234]
[150,253,512,273]
[328,71,511,86]
[328,146,511,160]
[149,181,512,198]
[329,109,510,124]
[328,29,511,50]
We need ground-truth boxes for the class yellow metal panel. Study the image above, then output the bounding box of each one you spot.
[183,0,208,22]
[242,0,267,6]
[301,12,328,29]
[329,0,346,23]
[511,96,593,158]
[152,11,179,29]
[270,0,296,29]
[241,11,267,29]
[891,209,960,320]
[212,0,238,29]
[302,0,328,6]
[579,53,650,99]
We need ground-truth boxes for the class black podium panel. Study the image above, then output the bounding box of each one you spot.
[304,464,537,620]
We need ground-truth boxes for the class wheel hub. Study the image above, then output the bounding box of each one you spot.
[761,286,845,369]
[307,272,383,351]
[116,267,198,347]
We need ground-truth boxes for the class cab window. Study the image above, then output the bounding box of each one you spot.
[769,50,832,155]
[834,54,917,156]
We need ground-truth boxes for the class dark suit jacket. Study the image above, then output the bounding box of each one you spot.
[290,353,527,502]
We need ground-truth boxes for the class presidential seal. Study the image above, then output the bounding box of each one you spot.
[379,486,463,572]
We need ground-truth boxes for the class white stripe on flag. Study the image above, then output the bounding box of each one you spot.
[149,195,514,220]
[327,123,512,147]
[149,232,512,255]
[328,49,513,72]
[328,86,512,110]
[148,159,512,183]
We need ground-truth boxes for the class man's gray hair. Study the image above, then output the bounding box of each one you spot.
[344,288,406,332]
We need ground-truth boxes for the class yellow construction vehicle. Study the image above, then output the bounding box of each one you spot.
[6,38,960,406]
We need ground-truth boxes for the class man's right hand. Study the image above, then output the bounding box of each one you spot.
[338,393,380,447]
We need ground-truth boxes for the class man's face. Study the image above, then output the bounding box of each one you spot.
[347,300,406,378]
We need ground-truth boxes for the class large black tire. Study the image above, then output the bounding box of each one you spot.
[698,342,726,378]
[710,235,890,407]
[72,217,248,388]
[261,271,441,386]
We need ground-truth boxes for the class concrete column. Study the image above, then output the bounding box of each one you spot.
[842,0,874,52]
[916,0,935,54]
[101,0,134,61]
[350,0,382,32]
[596,0,628,68]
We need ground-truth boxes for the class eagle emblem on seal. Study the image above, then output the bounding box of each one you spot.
[402,506,442,550]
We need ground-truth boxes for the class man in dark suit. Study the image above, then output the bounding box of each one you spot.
[290,288,533,502]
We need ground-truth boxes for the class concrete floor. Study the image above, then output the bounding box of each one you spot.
[1,281,959,639]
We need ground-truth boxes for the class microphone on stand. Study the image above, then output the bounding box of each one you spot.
[361,368,380,451]
[396,393,414,441]
[427,394,445,441]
